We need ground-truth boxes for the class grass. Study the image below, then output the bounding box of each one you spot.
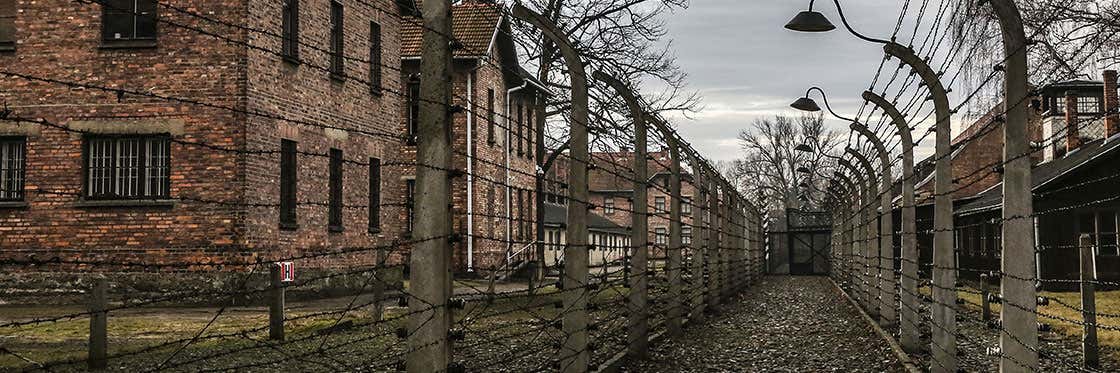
[920,285,1120,363]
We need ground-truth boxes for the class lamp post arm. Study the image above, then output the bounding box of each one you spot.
[827,0,891,45]
[806,87,856,122]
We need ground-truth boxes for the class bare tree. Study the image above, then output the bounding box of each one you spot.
[953,0,1120,115]
[736,114,842,213]
[509,0,702,150]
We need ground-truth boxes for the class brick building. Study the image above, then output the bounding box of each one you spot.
[399,0,549,274]
[0,0,415,292]
[585,150,697,250]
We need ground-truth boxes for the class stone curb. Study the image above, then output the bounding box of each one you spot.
[829,277,922,373]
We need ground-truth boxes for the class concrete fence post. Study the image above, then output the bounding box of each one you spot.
[269,264,285,341]
[980,273,991,322]
[512,5,590,372]
[666,137,684,336]
[88,277,108,371]
[689,155,707,321]
[373,249,387,321]
[1079,234,1099,369]
[706,179,720,313]
[407,0,454,371]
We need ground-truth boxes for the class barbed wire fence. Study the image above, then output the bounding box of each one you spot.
[0,1,766,372]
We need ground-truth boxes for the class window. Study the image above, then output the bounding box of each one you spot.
[516,99,524,156]
[329,1,344,79]
[328,148,343,231]
[1100,213,1118,256]
[486,89,495,145]
[0,137,25,201]
[0,0,15,51]
[682,196,692,216]
[655,227,668,246]
[368,157,381,233]
[281,0,299,60]
[85,136,169,200]
[406,179,416,234]
[279,139,298,229]
[526,101,534,160]
[101,0,157,43]
[407,77,420,143]
[516,189,524,241]
[682,226,692,245]
[654,196,666,213]
[603,197,615,215]
[368,21,382,93]
[1078,96,1102,115]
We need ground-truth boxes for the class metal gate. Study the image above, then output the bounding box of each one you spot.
[769,209,832,275]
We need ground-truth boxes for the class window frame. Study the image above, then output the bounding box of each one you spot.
[281,0,299,62]
[279,139,298,229]
[406,77,420,144]
[100,0,158,46]
[654,227,668,246]
[486,89,495,145]
[654,196,666,213]
[328,148,343,232]
[82,134,171,201]
[603,197,615,215]
[328,0,345,80]
[0,0,16,51]
[368,157,381,233]
[405,179,416,235]
[0,136,26,202]
[368,20,382,94]
[681,196,692,216]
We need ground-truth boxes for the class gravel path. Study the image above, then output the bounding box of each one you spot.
[627,276,905,372]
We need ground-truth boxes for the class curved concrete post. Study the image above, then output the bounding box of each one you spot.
[665,135,684,336]
[832,173,859,287]
[850,123,897,328]
[511,5,591,372]
[838,158,870,307]
[592,71,649,358]
[863,90,920,352]
[706,173,721,312]
[687,152,707,320]
[989,1,1038,370]
[847,148,881,318]
[884,42,956,371]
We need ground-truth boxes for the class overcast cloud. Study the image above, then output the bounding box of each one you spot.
[658,0,940,162]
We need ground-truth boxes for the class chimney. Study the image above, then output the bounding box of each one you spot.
[1066,90,1081,152]
[1105,70,1119,138]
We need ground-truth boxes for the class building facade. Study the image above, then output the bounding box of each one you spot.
[0,0,418,294]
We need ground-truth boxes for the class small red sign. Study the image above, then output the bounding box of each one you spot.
[277,262,295,282]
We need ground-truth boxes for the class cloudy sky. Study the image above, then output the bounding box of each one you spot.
[659,0,942,162]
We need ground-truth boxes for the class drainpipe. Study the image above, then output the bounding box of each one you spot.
[465,64,481,272]
[507,81,529,257]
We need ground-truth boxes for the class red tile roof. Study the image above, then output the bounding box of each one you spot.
[400,1,503,58]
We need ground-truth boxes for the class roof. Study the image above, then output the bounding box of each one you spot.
[588,151,689,193]
[542,203,628,233]
[956,136,1120,215]
[400,1,503,58]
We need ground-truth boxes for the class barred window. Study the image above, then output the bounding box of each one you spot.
[281,0,299,60]
[0,137,25,201]
[487,89,495,145]
[407,77,420,143]
[102,0,157,42]
[329,1,344,78]
[368,157,381,233]
[85,136,170,199]
[279,139,298,229]
[368,21,382,93]
[406,179,416,234]
[328,148,343,231]
[0,0,15,50]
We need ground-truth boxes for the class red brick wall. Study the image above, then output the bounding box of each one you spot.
[0,0,250,269]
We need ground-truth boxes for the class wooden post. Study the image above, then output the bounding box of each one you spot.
[1079,234,1099,369]
[980,273,991,322]
[88,277,108,370]
[270,264,285,341]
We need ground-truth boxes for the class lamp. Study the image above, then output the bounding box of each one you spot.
[785,8,836,32]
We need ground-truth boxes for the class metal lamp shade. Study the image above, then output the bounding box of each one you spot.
[784,11,836,32]
[790,97,822,112]
[794,143,814,152]
[796,166,811,173]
